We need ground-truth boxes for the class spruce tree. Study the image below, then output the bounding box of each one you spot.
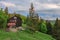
[53,18,60,40]
[46,21,52,35]
[5,7,8,15]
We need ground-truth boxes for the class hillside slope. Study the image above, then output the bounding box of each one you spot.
[0,31,55,40]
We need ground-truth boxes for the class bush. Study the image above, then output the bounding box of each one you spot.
[39,21,47,33]
[0,10,8,29]
[0,18,4,28]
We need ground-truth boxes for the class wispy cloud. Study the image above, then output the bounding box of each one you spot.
[33,2,60,10]
[0,0,60,10]
[0,0,60,20]
[0,1,16,7]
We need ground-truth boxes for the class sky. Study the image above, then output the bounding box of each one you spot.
[0,0,60,20]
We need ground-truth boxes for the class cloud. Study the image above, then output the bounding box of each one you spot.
[15,5,28,11]
[0,1,28,11]
[0,1,16,7]
[0,0,60,10]
[33,1,60,10]
[0,0,60,20]
[43,4,60,8]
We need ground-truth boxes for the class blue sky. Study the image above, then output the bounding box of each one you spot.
[0,0,60,20]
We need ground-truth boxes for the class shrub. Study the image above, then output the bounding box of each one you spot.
[0,10,8,29]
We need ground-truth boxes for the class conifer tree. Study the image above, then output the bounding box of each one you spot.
[46,21,52,35]
[26,3,40,32]
[53,18,60,40]
[5,7,8,15]
[54,18,58,26]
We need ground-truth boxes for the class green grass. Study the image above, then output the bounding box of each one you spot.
[0,30,55,40]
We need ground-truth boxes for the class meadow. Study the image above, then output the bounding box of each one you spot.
[0,30,55,40]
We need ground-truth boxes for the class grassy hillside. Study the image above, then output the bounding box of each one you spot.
[0,30,55,40]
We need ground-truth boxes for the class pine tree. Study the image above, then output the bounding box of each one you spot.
[53,18,60,40]
[46,21,52,35]
[0,8,8,29]
[55,18,58,26]
[26,3,40,32]
[53,18,58,35]
[5,7,8,15]
[4,7,9,29]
